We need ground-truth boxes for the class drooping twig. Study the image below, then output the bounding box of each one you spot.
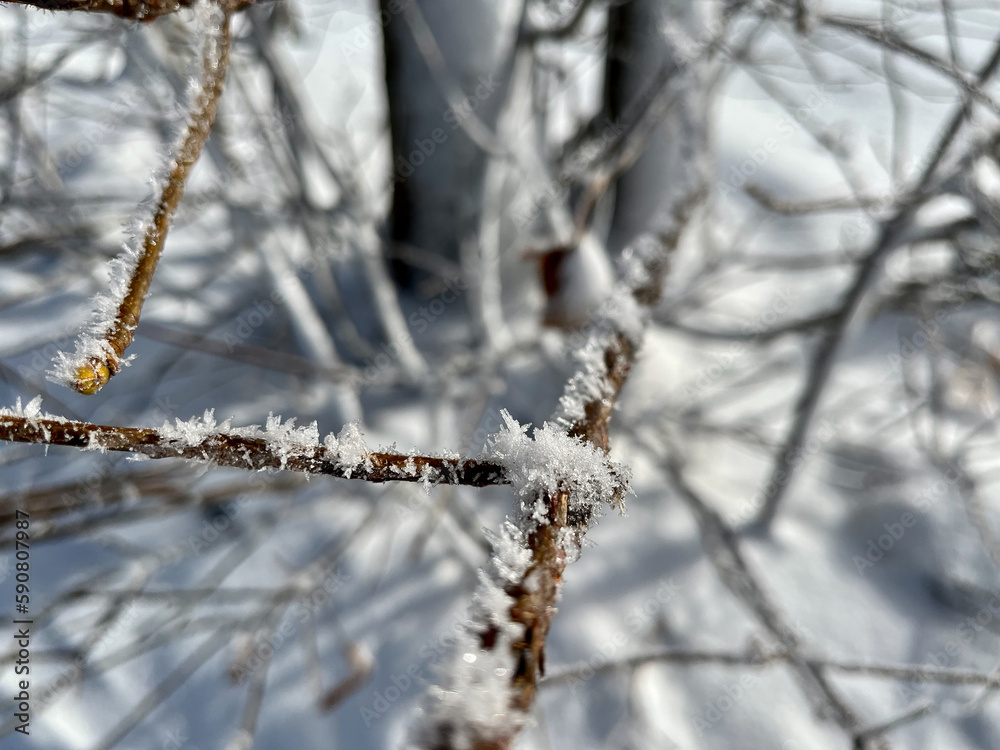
[48,0,234,394]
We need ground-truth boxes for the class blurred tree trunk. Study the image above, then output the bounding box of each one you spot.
[379,0,512,288]
[604,0,708,252]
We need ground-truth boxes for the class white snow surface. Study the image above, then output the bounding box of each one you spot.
[3,3,1000,750]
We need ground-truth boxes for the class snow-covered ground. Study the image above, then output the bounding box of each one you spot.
[1,1,999,749]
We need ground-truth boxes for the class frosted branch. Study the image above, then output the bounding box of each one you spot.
[417,190,704,749]
[3,0,255,21]
[48,0,234,394]
[0,401,506,488]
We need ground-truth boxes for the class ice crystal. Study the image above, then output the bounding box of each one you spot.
[487,410,630,522]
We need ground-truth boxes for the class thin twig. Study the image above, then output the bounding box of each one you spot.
[543,646,1000,690]
[659,453,879,747]
[50,0,234,394]
[752,30,1000,527]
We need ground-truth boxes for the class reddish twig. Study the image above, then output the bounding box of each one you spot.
[503,213,691,724]
[421,189,704,749]
[0,413,507,487]
[2,0,254,22]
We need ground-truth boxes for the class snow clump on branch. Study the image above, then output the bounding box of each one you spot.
[487,409,631,523]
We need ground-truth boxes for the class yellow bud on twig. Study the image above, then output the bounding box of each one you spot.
[73,362,111,396]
